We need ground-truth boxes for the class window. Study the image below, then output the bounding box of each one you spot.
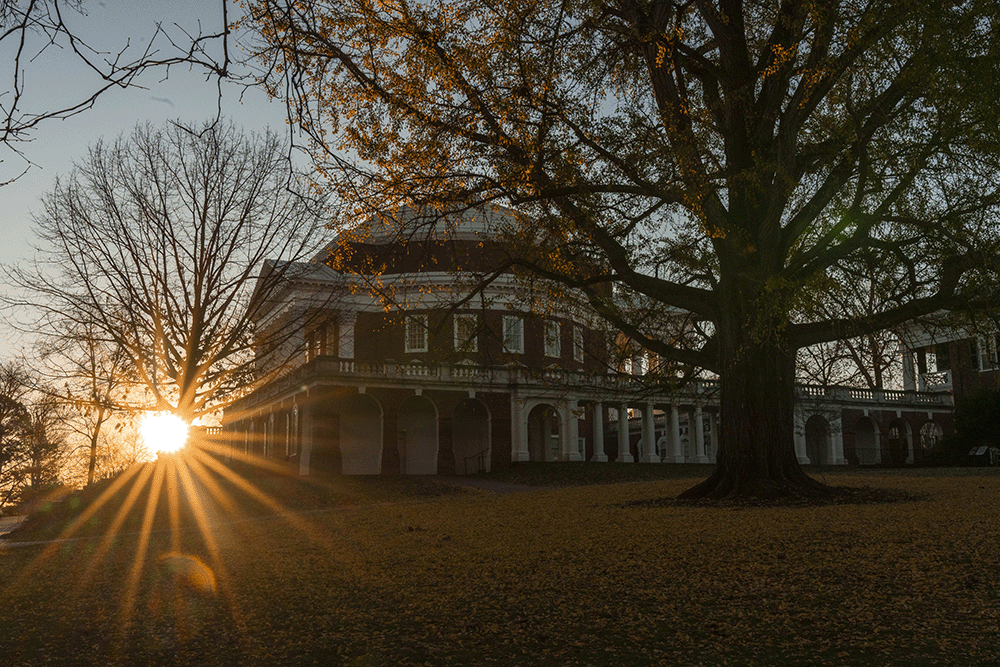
[920,421,943,451]
[405,314,428,353]
[935,344,950,371]
[632,353,648,376]
[304,323,335,362]
[454,314,478,352]
[503,316,523,353]
[305,329,316,363]
[544,320,561,358]
[976,336,1000,371]
[573,326,584,363]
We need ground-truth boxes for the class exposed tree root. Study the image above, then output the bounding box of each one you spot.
[677,464,836,501]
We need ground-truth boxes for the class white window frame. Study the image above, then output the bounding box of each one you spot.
[976,336,999,371]
[632,353,647,376]
[573,325,584,363]
[453,314,479,352]
[503,315,524,354]
[405,314,429,353]
[544,320,561,358]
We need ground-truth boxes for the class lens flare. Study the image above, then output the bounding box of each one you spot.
[140,413,189,454]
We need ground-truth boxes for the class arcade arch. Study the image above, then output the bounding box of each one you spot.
[887,418,912,466]
[854,416,880,465]
[527,404,560,462]
[398,395,439,475]
[340,393,383,474]
[453,398,491,474]
[805,415,831,465]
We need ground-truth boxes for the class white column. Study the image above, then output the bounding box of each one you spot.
[511,395,529,462]
[831,417,847,465]
[902,350,916,391]
[669,405,683,463]
[339,312,357,359]
[693,406,709,463]
[298,402,313,476]
[709,412,719,463]
[873,425,883,464]
[640,402,659,463]
[617,404,633,463]
[794,408,809,464]
[563,400,581,461]
[591,402,608,462]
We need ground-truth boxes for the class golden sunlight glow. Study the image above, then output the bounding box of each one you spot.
[140,412,190,454]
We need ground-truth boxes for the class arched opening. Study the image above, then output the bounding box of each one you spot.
[453,398,491,475]
[527,404,560,462]
[887,418,911,466]
[854,416,880,465]
[398,396,438,475]
[805,415,830,465]
[340,393,383,474]
[920,421,944,453]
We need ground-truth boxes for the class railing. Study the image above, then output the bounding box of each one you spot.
[464,448,489,474]
[237,356,952,411]
[921,370,952,389]
[796,384,952,407]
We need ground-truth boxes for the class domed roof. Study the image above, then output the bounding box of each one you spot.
[345,204,515,244]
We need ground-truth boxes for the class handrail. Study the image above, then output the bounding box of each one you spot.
[464,448,489,474]
[232,356,953,413]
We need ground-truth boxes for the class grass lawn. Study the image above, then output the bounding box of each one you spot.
[2,452,1000,666]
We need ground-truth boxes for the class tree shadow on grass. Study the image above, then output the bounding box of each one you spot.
[621,485,930,510]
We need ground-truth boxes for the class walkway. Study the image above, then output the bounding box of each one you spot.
[0,515,27,537]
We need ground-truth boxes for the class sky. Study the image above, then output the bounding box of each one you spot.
[0,1,292,359]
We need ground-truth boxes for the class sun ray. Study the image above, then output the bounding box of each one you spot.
[196,437,295,476]
[186,448,311,529]
[2,462,148,595]
[185,448,366,569]
[113,455,168,657]
[166,455,182,552]
[171,454,254,647]
[72,462,156,590]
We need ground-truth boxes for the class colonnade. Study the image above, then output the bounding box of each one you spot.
[510,397,718,464]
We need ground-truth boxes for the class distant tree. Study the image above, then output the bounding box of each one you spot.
[798,334,900,389]
[0,362,32,506]
[36,322,132,486]
[247,0,1000,498]
[6,121,328,424]
[18,392,66,501]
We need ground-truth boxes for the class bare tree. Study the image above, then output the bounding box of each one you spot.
[33,321,131,486]
[6,120,328,424]
[245,0,1000,498]
[1,0,231,183]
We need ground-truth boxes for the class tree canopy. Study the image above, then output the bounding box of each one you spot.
[246,0,1000,497]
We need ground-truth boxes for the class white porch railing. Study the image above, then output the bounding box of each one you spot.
[239,356,952,411]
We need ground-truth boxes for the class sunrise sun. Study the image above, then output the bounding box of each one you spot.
[140,412,190,454]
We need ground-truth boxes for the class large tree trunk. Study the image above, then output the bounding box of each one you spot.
[679,337,828,499]
[679,280,831,499]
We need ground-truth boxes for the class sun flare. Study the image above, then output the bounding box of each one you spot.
[140,412,190,454]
